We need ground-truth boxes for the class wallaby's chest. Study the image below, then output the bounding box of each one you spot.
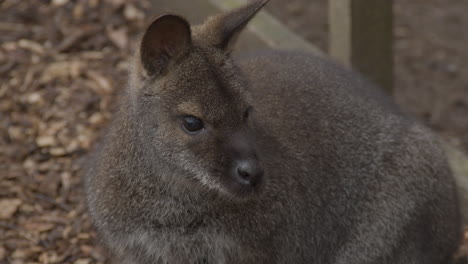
[116,228,241,264]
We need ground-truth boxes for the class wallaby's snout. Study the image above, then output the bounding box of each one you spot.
[224,130,263,194]
[234,158,263,188]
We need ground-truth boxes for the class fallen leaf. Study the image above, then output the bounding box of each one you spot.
[123,4,144,21]
[0,198,22,219]
[18,39,44,55]
[40,61,83,84]
[74,259,91,264]
[38,251,61,264]
[60,172,72,192]
[86,70,112,94]
[26,92,43,104]
[52,0,69,6]
[0,246,5,260]
[12,249,30,259]
[36,136,56,147]
[88,112,104,125]
[23,221,55,233]
[106,26,128,50]
[50,147,67,156]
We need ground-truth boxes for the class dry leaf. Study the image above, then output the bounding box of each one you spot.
[60,172,72,192]
[23,221,55,233]
[73,3,85,19]
[105,0,125,7]
[123,4,144,21]
[12,249,30,259]
[40,61,83,84]
[38,251,61,264]
[18,39,45,55]
[106,26,128,50]
[0,198,22,219]
[36,136,56,147]
[52,0,69,6]
[50,147,67,156]
[86,70,112,94]
[0,246,5,260]
[88,112,104,125]
[26,92,43,104]
[74,259,91,264]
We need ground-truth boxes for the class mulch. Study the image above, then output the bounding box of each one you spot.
[0,0,149,262]
[0,0,467,263]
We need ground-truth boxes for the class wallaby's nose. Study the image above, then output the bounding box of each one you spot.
[235,160,263,187]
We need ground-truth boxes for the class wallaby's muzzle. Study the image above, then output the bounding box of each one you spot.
[222,130,263,195]
[233,158,263,188]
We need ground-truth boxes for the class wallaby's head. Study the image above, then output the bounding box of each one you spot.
[129,0,268,198]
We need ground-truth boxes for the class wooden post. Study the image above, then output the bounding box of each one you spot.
[329,0,394,94]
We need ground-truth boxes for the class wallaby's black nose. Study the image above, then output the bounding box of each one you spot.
[235,160,263,187]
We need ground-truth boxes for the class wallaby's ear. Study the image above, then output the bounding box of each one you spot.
[140,14,191,76]
[197,0,269,52]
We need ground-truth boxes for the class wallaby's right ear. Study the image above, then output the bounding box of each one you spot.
[140,14,192,77]
[195,0,269,53]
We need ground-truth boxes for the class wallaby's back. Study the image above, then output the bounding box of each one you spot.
[237,50,460,263]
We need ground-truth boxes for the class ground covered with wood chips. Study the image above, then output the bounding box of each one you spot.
[0,0,467,263]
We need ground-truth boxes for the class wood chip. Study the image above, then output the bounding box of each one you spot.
[88,112,104,125]
[23,221,55,233]
[0,198,22,219]
[50,147,67,156]
[106,26,128,50]
[60,172,72,192]
[0,246,5,260]
[40,61,84,84]
[74,259,91,264]
[123,4,144,21]
[18,39,45,55]
[86,70,113,94]
[12,249,29,259]
[36,136,56,147]
[52,0,69,6]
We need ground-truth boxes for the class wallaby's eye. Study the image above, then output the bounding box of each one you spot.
[243,106,253,121]
[182,116,204,134]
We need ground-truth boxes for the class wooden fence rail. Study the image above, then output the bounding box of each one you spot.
[329,0,394,94]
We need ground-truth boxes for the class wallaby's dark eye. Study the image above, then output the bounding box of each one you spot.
[182,116,204,134]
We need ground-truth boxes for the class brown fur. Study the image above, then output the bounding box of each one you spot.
[85,0,461,263]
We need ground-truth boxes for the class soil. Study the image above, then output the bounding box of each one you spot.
[0,0,467,263]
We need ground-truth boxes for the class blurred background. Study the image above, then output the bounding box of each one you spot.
[0,0,467,263]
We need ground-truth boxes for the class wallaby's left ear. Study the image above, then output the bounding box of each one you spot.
[196,0,269,52]
[140,14,192,77]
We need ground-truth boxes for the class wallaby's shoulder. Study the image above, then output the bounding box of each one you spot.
[236,49,408,147]
[237,49,449,182]
[237,49,398,113]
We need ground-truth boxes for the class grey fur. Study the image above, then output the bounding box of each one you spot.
[85,0,461,263]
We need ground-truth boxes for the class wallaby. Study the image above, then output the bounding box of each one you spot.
[85,0,461,263]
